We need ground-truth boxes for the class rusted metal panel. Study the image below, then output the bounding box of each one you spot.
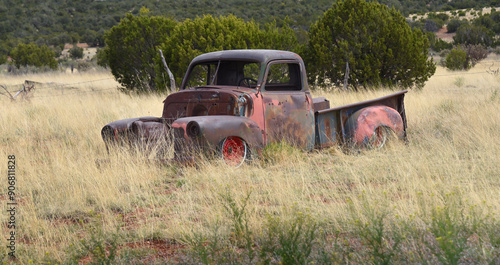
[101,116,160,142]
[101,116,170,153]
[312,97,330,112]
[261,91,315,150]
[258,59,315,150]
[315,109,341,148]
[162,89,245,119]
[131,120,169,143]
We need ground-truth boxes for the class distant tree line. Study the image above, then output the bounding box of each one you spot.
[1,0,499,62]
[0,0,335,62]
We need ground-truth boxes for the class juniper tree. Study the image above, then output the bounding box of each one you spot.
[10,43,57,70]
[102,8,177,93]
[305,0,435,90]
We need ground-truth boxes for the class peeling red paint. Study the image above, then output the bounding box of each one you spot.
[346,106,404,148]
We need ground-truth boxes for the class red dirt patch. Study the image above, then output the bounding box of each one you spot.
[118,207,156,230]
[123,240,187,263]
[436,26,455,43]
[78,240,186,264]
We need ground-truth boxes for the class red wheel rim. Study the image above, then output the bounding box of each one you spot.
[222,137,247,167]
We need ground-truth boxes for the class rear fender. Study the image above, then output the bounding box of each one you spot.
[171,115,264,155]
[344,106,404,148]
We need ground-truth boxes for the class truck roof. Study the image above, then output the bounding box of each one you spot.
[190,49,302,64]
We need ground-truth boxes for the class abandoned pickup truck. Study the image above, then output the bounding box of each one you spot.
[102,50,407,166]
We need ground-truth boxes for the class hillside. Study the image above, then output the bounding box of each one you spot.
[1,0,499,58]
[0,0,333,54]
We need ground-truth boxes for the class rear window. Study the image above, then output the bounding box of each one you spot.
[186,61,261,88]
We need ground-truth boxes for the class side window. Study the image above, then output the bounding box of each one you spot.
[264,62,301,91]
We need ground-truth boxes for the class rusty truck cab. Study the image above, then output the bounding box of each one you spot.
[166,50,316,153]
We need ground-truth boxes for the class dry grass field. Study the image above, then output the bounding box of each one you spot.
[0,59,499,264]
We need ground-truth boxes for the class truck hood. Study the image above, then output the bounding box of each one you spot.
[162,86,256,120]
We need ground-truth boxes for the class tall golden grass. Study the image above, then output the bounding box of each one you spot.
[0,59,499,263]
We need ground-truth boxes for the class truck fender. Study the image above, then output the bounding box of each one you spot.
[344,106,404,148]
[101,116,164,148]
[171,115,264,154]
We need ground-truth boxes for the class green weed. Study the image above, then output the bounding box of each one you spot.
[67,212,121,265]
[259,208,318,265]
[261,141,302,164]
[347,193,403,265]
[183,226,223,265]
[218,187,253,248]
[454,77,465,87]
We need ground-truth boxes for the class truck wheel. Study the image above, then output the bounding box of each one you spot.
[220,136,248,167]
[369,125,394,149]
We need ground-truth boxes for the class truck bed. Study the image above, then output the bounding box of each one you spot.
[314,90,408,148]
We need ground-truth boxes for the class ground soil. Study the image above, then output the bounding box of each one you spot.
[436,26,455,43]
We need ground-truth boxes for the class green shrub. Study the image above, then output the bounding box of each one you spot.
[77,61,92,72]
[218,188,253,247]
[454,24,494,46]
[69,46,84,59]
[10,43,57,70]
[439,49,451,57]
[466,44,488,67]
[445,47,469,70]
[447,19,469,33]
[454,77,465,87]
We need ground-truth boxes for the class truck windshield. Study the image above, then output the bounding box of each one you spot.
[186,61,261,88]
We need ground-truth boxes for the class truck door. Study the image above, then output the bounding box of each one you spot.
[260,60,315,150]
